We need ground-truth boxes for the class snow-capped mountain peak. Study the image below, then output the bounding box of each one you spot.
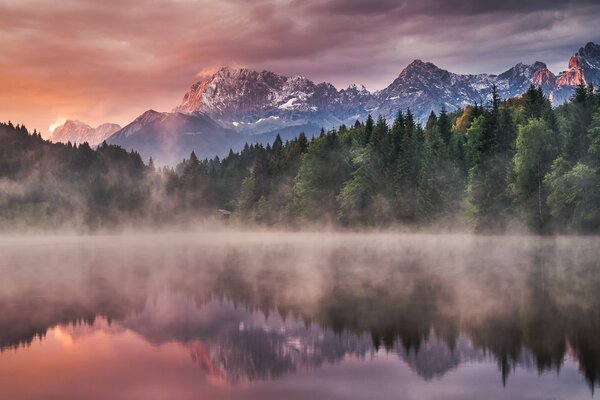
[556,42,600,87]
[56,41,600,165]
[172,43,599,136]
[51,120,121,146]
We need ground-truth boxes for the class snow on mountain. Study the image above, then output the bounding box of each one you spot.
[51,120,121,146]
[375,59,493,120]
[173,42,600,131]
[73,41,600,165]
[174,67,358,134]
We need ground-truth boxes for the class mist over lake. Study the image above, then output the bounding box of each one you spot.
[1,231,598,399]
[3,0,600,398]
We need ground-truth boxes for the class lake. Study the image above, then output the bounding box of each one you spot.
[0,231,598,399]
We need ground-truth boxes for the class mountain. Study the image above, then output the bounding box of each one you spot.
[106,110,247,165]
[556,42,600,87]
[107,110,289,165]
[375,59,495,120]
[174,42,600,129]
[98,42,600,164]
[51,120,121,146]
[174,67,352,135]
[376,59,571,118]
[107,108,311,165]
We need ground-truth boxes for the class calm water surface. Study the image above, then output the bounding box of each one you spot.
[0,231,599,399]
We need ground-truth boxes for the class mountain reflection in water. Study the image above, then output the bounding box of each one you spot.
[0,232,598,399]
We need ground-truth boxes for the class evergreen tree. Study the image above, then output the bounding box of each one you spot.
[513,119,560,231]
[465,86,514,232]
[363,114,374,145]
[546,159,600,232]
[292,131,352,221]
[523,85,548,120]
[564,83,595,163]
[437,106,452,145]
[417,120,462,221]
[394,110,420,221]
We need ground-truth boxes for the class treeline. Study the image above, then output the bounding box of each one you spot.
[2,83,600,232]
[0,122,151,228]
[183,83,599,233]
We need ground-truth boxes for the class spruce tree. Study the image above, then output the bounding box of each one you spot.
[437,106,452,146]
[513,119,560,231]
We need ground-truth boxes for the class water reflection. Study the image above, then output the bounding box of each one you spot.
[0,232,599,398]
[122,295,374,383]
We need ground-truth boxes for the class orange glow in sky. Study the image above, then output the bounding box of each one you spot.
[1,0,599,137]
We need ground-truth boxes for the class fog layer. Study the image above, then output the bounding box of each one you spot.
[1,231,600,392]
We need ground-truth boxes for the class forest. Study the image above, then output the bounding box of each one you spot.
[1,83,600,233]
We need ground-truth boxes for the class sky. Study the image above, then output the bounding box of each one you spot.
[1,0,599,137]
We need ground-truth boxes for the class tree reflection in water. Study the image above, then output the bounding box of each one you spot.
[0,232,599,391]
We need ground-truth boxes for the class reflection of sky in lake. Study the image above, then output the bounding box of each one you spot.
[0,232,599,399]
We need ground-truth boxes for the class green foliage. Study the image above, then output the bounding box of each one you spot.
[0,124,150,228]
[587,107,600,167]
[546,159,600,232]
[512,119,560,231]
[465,96,516,231]
[562,83,596,163]
[394,110,423,222]
[291,131,352,221]
[417,117,463,222]
[338,146,379,224]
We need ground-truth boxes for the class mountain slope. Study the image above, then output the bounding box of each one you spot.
[106,109,313,165]
[107,110,246,165]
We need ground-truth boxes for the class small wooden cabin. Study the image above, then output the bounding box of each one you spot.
[217,209,232,219]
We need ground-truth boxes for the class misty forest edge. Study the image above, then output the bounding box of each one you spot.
[2,83,600,233]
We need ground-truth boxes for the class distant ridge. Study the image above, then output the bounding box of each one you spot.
[51,120,121,146]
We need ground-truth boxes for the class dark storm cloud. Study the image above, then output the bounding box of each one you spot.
[300,0,599,16]
[0,0,598,136]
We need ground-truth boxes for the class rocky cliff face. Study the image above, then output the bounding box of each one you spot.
[556,42,600,86]
[174,67,352,134]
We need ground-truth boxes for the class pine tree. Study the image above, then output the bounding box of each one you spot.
[564,83,595,163]
[513,119,560,231]
[523,85,547,119]
[297,132,308,152]
[394,109,420,222]
[272,133,283,155]
[363,114,374,145]
[425,111,437,134]
[437,106,452,146]
[464,86,518,231]
[418,117,462,222]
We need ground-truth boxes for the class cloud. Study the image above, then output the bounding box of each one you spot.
[49,118,67,133]
[0,0,599,136]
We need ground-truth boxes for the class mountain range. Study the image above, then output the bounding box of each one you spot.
[51,120,121,146]
[51,42,600,165]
